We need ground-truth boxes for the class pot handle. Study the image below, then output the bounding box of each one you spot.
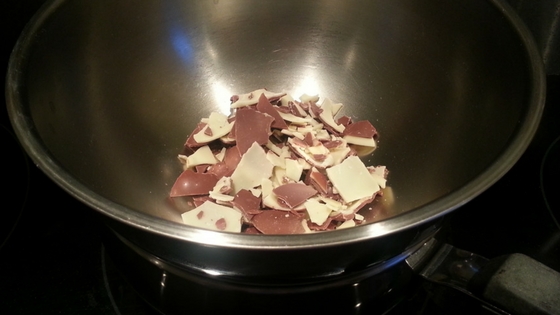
[406,239,560,315]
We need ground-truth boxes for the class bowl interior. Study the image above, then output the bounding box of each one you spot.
[8,0,543,239]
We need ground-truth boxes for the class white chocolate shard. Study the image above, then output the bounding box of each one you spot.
[299,93,320,103]
[272,167,288,186]
[209,191,235,202]
[230,142,274,193]
[291,131,305,140]
[279,94,295,107]
[304,198,332,226]
[355,213,365,221]
[265,140,283,156]
[266,150,285,168]
[193,112,234,143]
[297,158,312,170]
[329,146,352,165]
[369,165,387,189]
[315,129,330,141]
[336,195,373,216]
[177,154,189,171]
[279,146,292,159]
[307,144,330,156]
[325,156,380,203]
[296,125,314,134]
[181,201,242,232]
[343,135,377,148]
[209,177,234,202]
[319,196,345,212]
[261,178,273,199]
[322,97,344,116]
[277,112,314,125]
[337,220,356,229]
[285,158,303,182]
[319,98,345,133]
[185,145,219,169]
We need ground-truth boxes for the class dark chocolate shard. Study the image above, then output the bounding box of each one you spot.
[234,108,275,155]
[307,168,329,195]
[273,183,317,209]
[232,189,263,216]
[256,93,289,130]
[206,146,242,178]
[337,115,353,127]
[170,170,218,197]
[343,120,378,138]
[252,210,306,234]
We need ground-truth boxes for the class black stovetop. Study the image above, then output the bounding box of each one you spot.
[1,2,559,315]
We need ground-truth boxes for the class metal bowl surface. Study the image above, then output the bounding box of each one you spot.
[6,0,544,279]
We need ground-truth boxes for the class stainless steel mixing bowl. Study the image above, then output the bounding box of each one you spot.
[6,0,544,280]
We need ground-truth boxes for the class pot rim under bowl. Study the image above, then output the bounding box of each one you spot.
[5,0,546,250]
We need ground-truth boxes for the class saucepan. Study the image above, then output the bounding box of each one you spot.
[5,0,551,312]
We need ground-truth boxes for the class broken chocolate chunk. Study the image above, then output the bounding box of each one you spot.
[234,108,275,155]
[172,89,390,234]
[256,93,289,130]
[343,120,378,139]
[273,183,318,209]
[170,170,219,197]
[252,210,307,234]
